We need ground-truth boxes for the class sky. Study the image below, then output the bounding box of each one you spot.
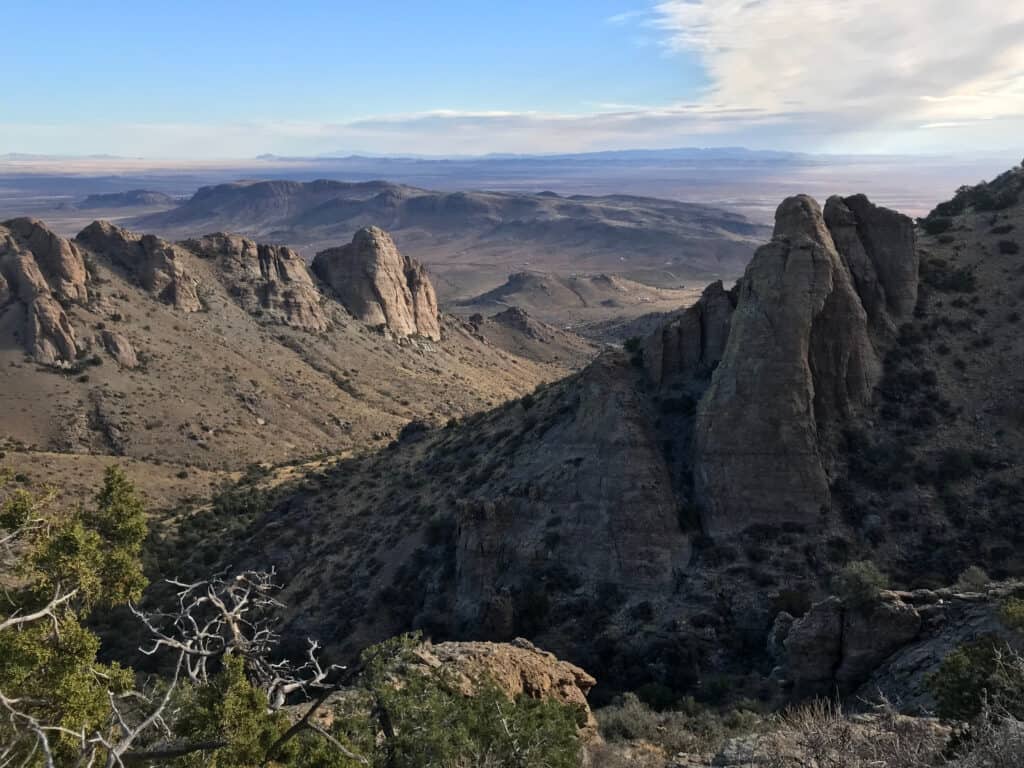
[2,0,1022,158]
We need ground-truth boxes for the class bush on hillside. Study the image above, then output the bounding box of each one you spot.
[833,560,890,606]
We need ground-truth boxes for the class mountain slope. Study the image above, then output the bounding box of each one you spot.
[133,180,768,280]
[209,164,1024,702]
[0,219,578,476]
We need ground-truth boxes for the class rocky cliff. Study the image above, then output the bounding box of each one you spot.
[312,226,440,340]
[0,218,87,365]
[75,221,202,312]
[693,194,913,536]
[185,233,329,331]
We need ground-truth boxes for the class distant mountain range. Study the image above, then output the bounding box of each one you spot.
[133,179,768,280]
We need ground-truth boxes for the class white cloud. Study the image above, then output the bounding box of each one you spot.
[652,0,1024,140]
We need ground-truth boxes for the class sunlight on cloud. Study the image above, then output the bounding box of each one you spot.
[653,0,1024,129]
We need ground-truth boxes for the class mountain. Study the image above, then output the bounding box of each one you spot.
[203,163,1024,703]
[132,180,768,281]
[0,219,585,499]
[77,190,176,209]
[464,307,599,368]
[455,270,702,331]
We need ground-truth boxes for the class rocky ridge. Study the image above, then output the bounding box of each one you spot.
[1,218,575,474]
[184,232,329,331]
[76,221,203,312]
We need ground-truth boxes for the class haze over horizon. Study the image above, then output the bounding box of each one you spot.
[4,0,1022,159]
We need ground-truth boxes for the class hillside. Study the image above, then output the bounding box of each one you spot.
[200,163,1024,704]
[0,218,583,507]
[132,180,768,286]
[77,189,176,209]
[454,270,703,331]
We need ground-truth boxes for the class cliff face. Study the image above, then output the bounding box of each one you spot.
[186,233,329,332]
[75,221,202,312]
[312,226,441,340]
[693,195,906,536]
[0,218,86,365]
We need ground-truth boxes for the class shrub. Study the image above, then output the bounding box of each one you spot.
[596,693,762,756]
[923,216,954,235]
[928,638,1024,722]
[956,566,991,592]
[361,637,583,768]
[833,560,889,606]
[1000,598,1024,632]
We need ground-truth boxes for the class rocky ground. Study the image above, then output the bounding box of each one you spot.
[0,218,591,508]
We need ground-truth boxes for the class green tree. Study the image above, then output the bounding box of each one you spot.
[0,467,147,763]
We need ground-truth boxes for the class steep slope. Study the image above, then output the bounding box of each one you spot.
[133,180,768,279]
[0,219,576,477]
[214,164,1024,703]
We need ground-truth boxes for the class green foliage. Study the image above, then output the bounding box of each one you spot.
[833,560,889,606]
[999,598,1024,633]
[597,692,762,756]
[928,637,1024,722]
[0,468,147,762]
[359,635,582,768]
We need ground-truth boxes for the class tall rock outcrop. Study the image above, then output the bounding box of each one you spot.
[0,220,84,365]
[824,194,918,337]
[312,226,440,340]
[3,218,89,303]
[691,194,914,537]
[75,221,201,312]
[187,233,329,331]
[643,280,736,387]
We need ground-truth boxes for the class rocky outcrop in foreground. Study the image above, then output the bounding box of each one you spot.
[771,581,1024,706]
[412,638,597,736]
[187,233,329,331]
[75,221,202,312]
[0,218,86,365]
[312,226,440,340]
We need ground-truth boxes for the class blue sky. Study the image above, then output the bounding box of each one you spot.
[2,1,1021,157]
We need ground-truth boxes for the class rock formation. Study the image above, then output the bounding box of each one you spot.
[312,226,440,340]
[100,330,139,369]
[3,217,89,303]
[411,638,597,736]
[0,219,85,365]
[187,233,328,331]
[825,194,919,334]
[691,194,914,537]
[75,221,201,312]
[642,280,736,386]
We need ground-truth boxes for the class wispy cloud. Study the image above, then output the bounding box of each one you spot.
[606,9,649,25]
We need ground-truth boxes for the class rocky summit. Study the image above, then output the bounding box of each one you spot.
[693,194,916,537]
[312,225,441,340]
